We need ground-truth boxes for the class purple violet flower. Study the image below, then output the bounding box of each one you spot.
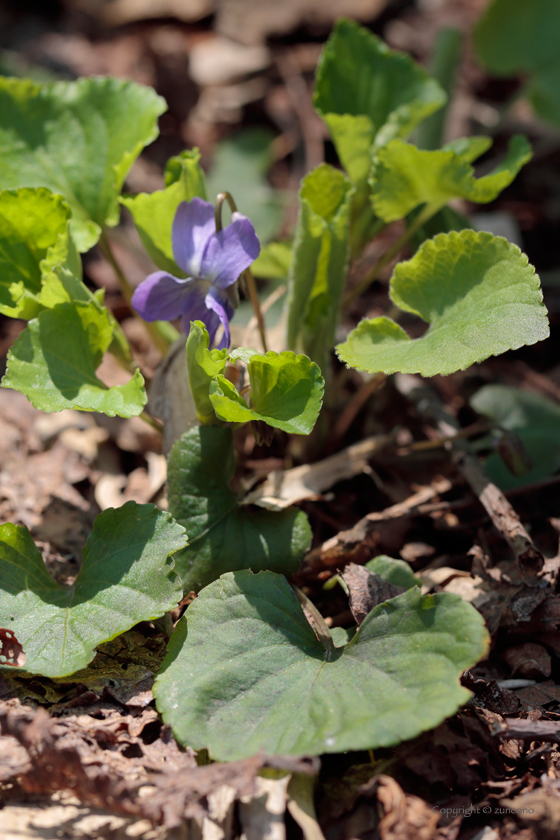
[131,197,260,349]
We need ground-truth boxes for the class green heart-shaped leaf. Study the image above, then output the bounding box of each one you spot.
[313,18,446,185]
[154,570,489,760]
[0,76,166,251]
[185,320,228,425]
[0,502,186,678]
[365,555,421,590]
[471,385,560,490]
[121,148,206,276]
[167,427,311,591]
[209,350,324,435]
[370,135,531,223]
[337,230,549,376]
[2,300,146,416]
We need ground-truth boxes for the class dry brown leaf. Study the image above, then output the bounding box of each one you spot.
[375,775,439,840]
[504,643,552,679]
[342,563,405,626]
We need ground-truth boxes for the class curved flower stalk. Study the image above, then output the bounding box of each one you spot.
[132,197,260,349]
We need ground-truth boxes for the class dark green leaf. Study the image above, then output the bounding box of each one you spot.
[167,427,312,591]
[365,555,421,590]
[154,570,489,760]
[470,385,560,490]
[0,502,186,678]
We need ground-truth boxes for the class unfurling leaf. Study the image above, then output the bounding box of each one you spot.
[0,76,166,251]
[370,135,531,223]
[167,427,311,591]
[121,148,206,276]
[0,503,186,678]
[154,570,489,760]
[210,350,324,435]
[337,231,549,377]
[313,18,446,186]
[2,300,147,417]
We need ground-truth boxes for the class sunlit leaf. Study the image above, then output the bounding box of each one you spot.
[210,350,324,435]
[121,148,206,276]
[185,320,227,425]
[154,570,489,760]
[0,76,166,251]
[167,427,311,591]
[0,503,186,678]
[2,300,146,416]
[370,135,531,223]
[337,231,549,376]
[313,18,446,185]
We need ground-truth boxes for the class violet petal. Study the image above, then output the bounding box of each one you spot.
[172,198,216,277]
[200,212,260,290]
[179,281,221,347]
[205,287,235,349]
[131,271,191,322]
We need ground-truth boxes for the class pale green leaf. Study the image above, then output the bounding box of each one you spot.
[210,350,324,435]
[370,135,531,223]
[121,148,206,276]
[0,187,70,319]
[336,230,549,377]
[251,241,292,280]
[313,18,446,185]
[0,503,186,678]
[2,300,147,417]
[154,570,489,760]
[185,320,228,424]
[166,427,312,591]
[470,385,560,490]
[286,164,353,371]
[0,76,166,251]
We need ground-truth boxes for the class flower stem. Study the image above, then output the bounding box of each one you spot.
[215,191,268,353]
[140,411,163,434]
[98,232,177,356]
[343,206,436,306]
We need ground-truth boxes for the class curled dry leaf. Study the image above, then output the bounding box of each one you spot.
[342,563,405,625]
[504,642,552,679]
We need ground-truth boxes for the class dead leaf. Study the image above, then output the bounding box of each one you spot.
[0,628,26,668]
[243,434,394,510]
[342,563,405,625]
[504,643,552,679]
[375,775,439,840]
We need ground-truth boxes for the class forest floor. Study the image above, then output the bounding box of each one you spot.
[1,0,560,838]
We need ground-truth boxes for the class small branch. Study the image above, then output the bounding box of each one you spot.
[328,373,386,451]
[492,718,560,743]
[400,377,544,579]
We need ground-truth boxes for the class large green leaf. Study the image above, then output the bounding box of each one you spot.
[0,502,186,678]
[2,300,146,416]
[313,18,446,186]
[167,427,311,592]
[0,187,70,319]
[154,570,489,760]
[470,385,560,490]
[0,76,166,251]
[185,320,228,424]
[370,135,531,223]
[475,0,560,128]
[121,148,206,276]
[286,164,353,371]
[337,231,549,377]
[209,349,324,435]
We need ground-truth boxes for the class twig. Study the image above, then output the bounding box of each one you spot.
[399,376,544,579]
[328,373,386,451]
[492,718,560,743]
[275,50,324,173]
